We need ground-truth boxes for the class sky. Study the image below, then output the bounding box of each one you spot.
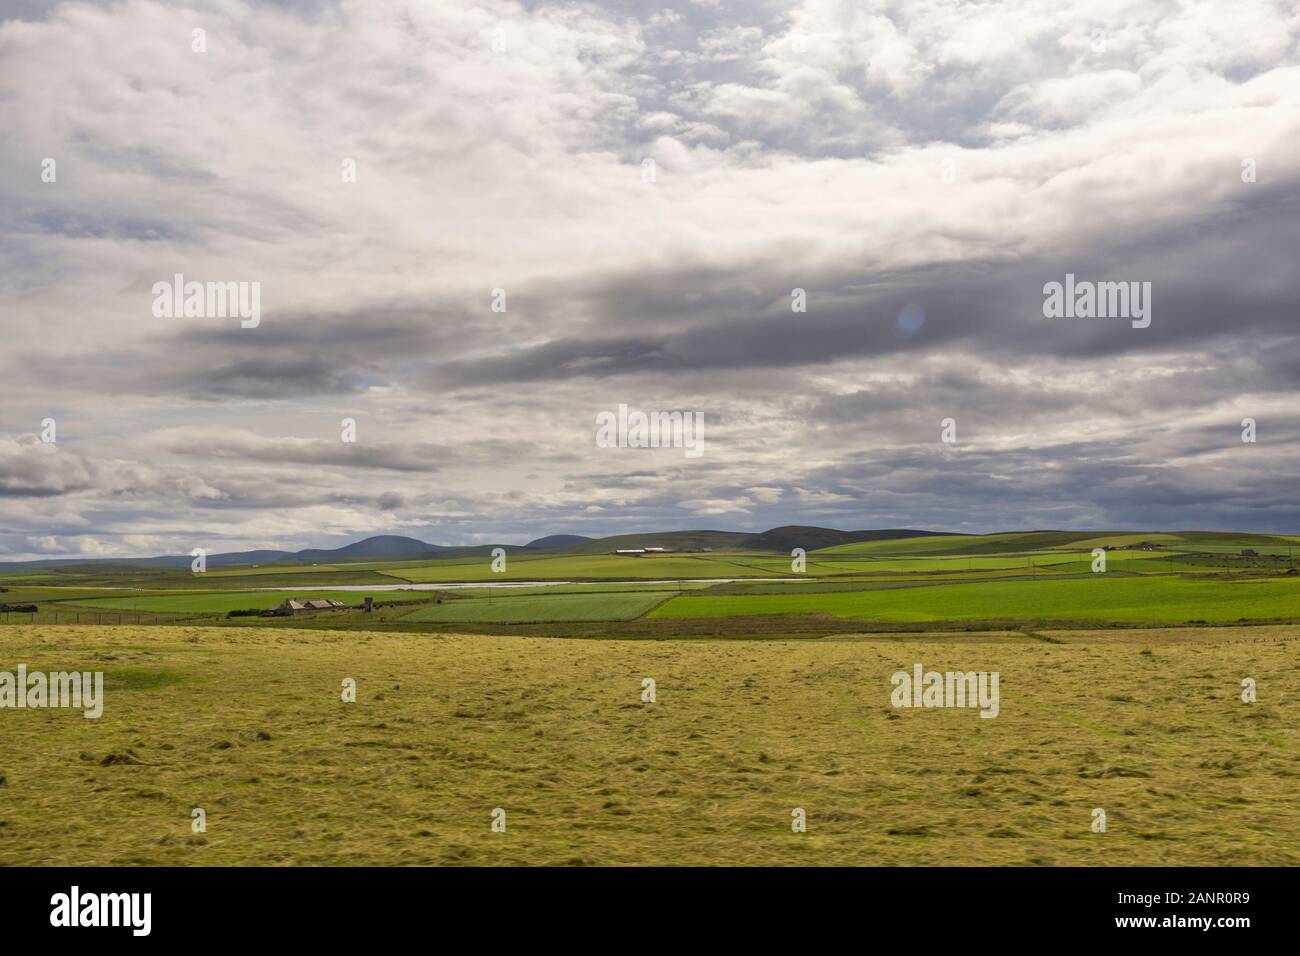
[1,0,1298,559]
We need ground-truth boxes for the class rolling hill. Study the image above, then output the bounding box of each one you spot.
[745,525,954,552]
[525,534,595,549]
[8,526,1290,572]
[294,535,447,561]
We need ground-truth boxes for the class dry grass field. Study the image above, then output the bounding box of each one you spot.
[1,624,1297,866]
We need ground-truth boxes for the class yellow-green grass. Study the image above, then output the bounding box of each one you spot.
[650,576,1300,624]
[1063,533,1300,556]
[183,569,412,587]
[69,584,716,618]
[816,532,1101,557]
[810,555,1051,573]
[701,569,1101,591]
[398,591,672,623]
[0,624,1295,865]
[447,581,715,597]
[0,586,143,604]
[816,531,1300,559]
[201,564,358,576]
[371,553,787,582]
[806,550,1224,574]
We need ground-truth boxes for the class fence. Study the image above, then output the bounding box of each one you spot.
[0,609,184,626]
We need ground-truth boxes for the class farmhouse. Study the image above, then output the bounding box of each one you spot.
[263,598,348,616]
[305,599,347,611]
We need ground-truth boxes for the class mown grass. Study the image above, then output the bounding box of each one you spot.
[0,623,1296,866]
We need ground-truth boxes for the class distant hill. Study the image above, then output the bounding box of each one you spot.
[0,535,447,570]
[548,530,756,555]
[0,526,955,569]
[525,534,594,549]
[417,544,532,560]
[746,525,951,553]
[294,535,447,561]
[547,527,952,555]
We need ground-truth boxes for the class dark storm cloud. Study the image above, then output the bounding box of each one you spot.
[159,430,446,472]
[429,181,1300,390]
[2,0,1298,558]
[4,307,461,399]
[0,437,96,497]
[785,436,1300,534]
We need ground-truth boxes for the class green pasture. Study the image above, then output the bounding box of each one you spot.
[387,552,783,582]
[70,590,386,614]
[650,575,1300,625]
[397,590,673,623]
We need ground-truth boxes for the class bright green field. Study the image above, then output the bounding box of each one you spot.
[398,591,672,623]
[651,576,1300,624]
[818,530,1300,558]
[446,582,716,597]
[5,529,1298,631]
[816,531,1100,557]
[808,551,1222,574]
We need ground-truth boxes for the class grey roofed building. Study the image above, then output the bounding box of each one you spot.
[265,598,347,616]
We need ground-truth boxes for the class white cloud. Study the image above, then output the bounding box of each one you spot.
[1,0,1298,556]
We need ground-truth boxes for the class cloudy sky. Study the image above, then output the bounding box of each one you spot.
[2,0,1298,559]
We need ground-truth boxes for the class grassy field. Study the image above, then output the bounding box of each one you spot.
[1,623,1296,866]
[376,552,786,582]
[816,531,1300,558]
[71,590,397,614]
[651,576,1300,625]
[397,591,673,623]
[4,529,1295,866]
[3,530,1297,635]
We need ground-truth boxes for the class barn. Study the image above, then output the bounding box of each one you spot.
[263,598,348,616]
